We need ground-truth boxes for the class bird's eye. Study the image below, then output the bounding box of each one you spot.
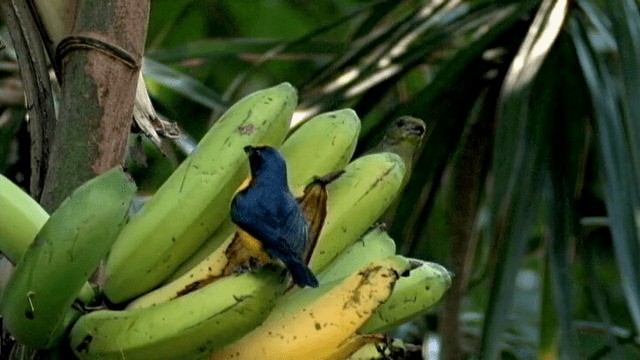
[396,119,406,127]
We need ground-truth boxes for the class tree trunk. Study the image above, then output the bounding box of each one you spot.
[39,0,149,211]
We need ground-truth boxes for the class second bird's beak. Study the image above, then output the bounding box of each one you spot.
[244,145,256,155]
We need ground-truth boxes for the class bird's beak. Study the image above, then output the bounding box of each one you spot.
[408,123,426,137]
[244,145,256,154]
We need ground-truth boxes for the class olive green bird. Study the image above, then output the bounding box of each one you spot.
[366,116,428,225]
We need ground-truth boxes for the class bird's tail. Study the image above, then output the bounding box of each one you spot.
[287,259,319,288]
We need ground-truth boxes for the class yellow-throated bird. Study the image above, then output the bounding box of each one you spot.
[230,145,319,288]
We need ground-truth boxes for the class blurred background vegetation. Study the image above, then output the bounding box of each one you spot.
[1,0,640,358]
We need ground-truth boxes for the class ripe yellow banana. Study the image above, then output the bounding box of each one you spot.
[318,225,396,283]
[0,175,49,263]
[359,259,452,333]
[309,152,406,272]
[166,218,236,281]
[104,83,296,303]
[129,109,360,308]
[0,168,135,349]
[70,269,286,360]
[210,257,410,360]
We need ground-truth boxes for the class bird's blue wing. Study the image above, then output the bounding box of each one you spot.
[276,197,308,256]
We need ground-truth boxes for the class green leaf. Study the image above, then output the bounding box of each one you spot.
[569,5,640,336]
[481,1,569,358]
[142,58,227,111]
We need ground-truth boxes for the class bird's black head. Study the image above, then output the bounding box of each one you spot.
[244,145,288,185]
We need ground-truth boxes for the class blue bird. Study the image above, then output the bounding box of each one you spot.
[230,145,319,288]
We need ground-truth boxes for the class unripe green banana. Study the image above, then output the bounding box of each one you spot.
[170,108,361,279]
[0,168,136,349]
[0,175,49,263]
[70,269,285,360]
[281,108,360,196]
[130,109,361,308]
[309,152,405,272]
[211,257,410,360]
[104,83,296,303]
[0,175,99,304]
[359,259,452,333]
[318,225,396,283]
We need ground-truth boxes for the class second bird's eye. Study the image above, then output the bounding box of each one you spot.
[396,119,406,127]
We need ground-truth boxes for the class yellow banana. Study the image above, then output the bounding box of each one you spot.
[166,218,236,282]
[318,225,396,283]
[0,168,136,349]
[309,152,405,272]
[0,174,49,263]
[210,257,410,360]
[126,233,234,309]
[104,83,296,303]
[359,259,452,333]
[70,269,285,360]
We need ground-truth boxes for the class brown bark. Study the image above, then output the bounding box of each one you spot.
[39,0,149,211]
[0,0,57,200]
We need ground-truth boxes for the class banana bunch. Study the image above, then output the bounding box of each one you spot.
[0,83,451,359]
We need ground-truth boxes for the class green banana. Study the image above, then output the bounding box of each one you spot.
[281,108,360,196]
[170,108,360,279]
[0,175,99,304]
[129,109,360,308]
[70,269,286,360]
[0,168,136,349]
[309,152,405,272]
[0,175,49,263]
[318,225,396,283]
[211,257,410,360]
[104,83,296,303]
[359,259,452,333]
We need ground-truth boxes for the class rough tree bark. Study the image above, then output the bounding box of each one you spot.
[39,0,149,211]
[0,0,57,200]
